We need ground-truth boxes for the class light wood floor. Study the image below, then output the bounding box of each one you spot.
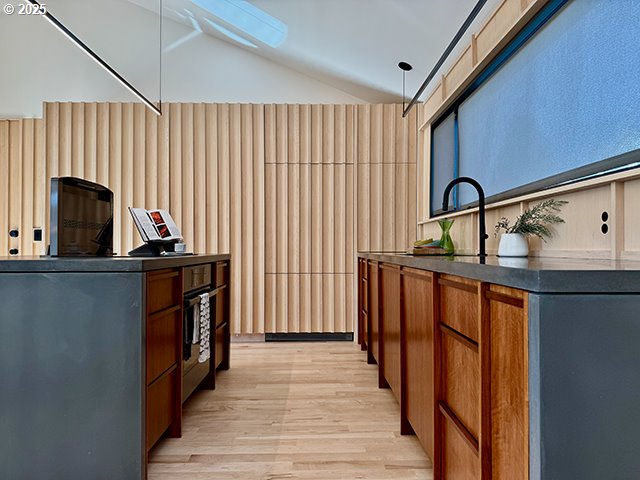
[149,342,433,479]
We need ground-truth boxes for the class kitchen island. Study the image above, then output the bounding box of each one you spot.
[0,254,230,480]
[358,253,640,480]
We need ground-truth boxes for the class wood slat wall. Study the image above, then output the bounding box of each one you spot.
[264,104,356,333]
[0,119,45,257]
[357,104,418,253]
[0,102,417,334]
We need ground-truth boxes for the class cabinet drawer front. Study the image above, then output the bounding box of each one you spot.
[216,262,229,288]
[183,264,211,292]
[442,412,480,480]
[146,369,175,451]
[147,269,181,314]
[215,287,227,327]
[215,323,226,369]
[439,275,480,342]
[147,309,181,384]
[442,332,480,439]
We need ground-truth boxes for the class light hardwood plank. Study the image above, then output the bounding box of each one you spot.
[148,342,432,479]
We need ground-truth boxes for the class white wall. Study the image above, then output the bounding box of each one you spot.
[0,0,366,119]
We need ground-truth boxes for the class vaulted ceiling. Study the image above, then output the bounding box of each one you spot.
[127,0,499,103]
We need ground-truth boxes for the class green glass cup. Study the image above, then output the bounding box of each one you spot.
[438,218,455,255]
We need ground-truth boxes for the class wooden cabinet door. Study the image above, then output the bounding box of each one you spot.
[146,268,182,452]
[358,258,368,350]
[401,267,435,461]
[485,285,528,480]
[367,261,380,365]
[380,263,401,401]
[436,274,483,479]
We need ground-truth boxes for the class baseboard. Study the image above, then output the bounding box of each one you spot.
[265,332,354,342]
[231,333,266,343]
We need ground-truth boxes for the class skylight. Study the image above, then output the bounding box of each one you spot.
[190,0,287,48]
[204,17,258,48]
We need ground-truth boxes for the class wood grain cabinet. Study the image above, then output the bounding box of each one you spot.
[358,255,530,480]
[213,261,231,372]
[357,258,369,351]
[485,285,528,480]
[436,274,483,478]
[400,267,435,461]
[380,263,402,398]
[367,260,380,366]
[146,268,183,453]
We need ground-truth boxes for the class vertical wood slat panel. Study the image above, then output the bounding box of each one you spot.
[193,103,206,253]
[264,104,276,275]
[157,105,170,212]
[145,107,158,211]
[8,121,21,256]
[276,274,288,333]
[229,104,242,334]
[121,104,134,253]
[108,104,122,255]
[71,103,84,178]
[334,164,346,272]
[44,104,58,244]
[33,119,46,255]
[288,164,300,277]
[58,103,72,176]
[311,164,323,274]
[276,164,288,274]
[265,274,276,334]
[0,122,8,256]
[322,165,335,273]
[205,104,218,254]
[21,120,34,255]
[133,105,146,233]
[345,164,354,274]
[96,104,109,188]
[241,104,254,334]
[299,105,311,273]
[84,103,97,182]
[217,104,230,253]
[181,103,194,250]
[253,104,265,333]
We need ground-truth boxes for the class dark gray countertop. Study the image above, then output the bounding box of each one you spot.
[359,252,640,293]
[0,253,231,273]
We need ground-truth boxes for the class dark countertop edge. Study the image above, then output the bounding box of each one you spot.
[358,252,640,294]
[0,253,231,273]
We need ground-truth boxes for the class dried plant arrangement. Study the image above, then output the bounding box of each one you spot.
[494,199,568,241]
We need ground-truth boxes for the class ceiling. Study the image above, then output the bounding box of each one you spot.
[128,0,499,103]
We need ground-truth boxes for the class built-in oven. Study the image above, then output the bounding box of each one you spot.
[182,263,215,402]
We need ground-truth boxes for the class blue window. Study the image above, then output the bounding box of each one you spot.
[430,0,640,215]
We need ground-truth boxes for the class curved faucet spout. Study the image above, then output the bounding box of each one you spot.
[441,176,488,257]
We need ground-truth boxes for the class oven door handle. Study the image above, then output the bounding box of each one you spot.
[184,288,217,308]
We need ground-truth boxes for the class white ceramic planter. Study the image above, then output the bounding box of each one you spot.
[498,233,529,257]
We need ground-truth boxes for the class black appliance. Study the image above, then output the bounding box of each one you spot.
[49,177,113,256]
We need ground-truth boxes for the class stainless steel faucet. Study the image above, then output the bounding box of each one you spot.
[442,177,488,257]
